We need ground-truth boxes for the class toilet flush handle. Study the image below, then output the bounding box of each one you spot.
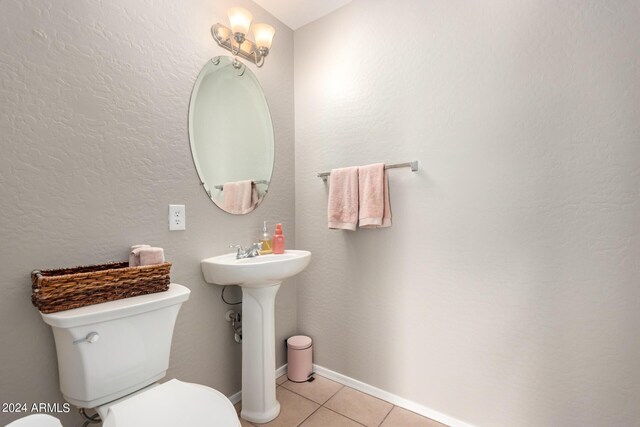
[73,332,100,345]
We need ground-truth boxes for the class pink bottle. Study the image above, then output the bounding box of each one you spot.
[273,223,285,254]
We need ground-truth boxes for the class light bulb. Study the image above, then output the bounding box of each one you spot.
[228,7,253,36]
[252,23,275,51]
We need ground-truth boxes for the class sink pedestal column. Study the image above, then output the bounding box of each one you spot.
[240,283,281,424]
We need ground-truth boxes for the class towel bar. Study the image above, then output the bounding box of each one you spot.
[317,161,418,181]
[213,180,270,190]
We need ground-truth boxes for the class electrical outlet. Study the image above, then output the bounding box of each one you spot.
[168,204,185,231]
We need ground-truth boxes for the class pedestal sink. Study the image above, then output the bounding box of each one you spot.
[201,250,311,424]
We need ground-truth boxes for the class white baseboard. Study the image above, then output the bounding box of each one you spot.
[312,364,475,427]
[228,389,242,405]
[227,364,288,405]
[229,363,473,427]
[275,363,288,379]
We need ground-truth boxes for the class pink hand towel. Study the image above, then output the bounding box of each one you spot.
[138,247,165,266]
[328,166,359,231]
[359,163,391,228]
[129,244,150,267]
[222,180,258,214]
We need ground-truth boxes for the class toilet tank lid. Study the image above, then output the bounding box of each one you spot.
[41,283,190,328]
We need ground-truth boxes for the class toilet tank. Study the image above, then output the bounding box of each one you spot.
[40,284,191,408]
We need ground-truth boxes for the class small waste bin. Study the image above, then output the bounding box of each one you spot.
[287,335,313,382]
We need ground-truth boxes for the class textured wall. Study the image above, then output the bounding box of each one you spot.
[0,1,294,425]
[294,1,640,426]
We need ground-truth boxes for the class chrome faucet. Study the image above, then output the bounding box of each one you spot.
[231,242,263,259]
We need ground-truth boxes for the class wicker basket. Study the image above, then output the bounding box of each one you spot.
[31,261,171,314]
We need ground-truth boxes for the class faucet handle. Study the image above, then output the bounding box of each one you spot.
[230,244,244,257]
[249,242,263,256]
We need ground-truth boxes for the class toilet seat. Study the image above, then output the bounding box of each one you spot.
[5,414,62,427]
[101,379,240,427]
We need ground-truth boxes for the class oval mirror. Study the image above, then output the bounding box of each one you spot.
[189,56,274,214]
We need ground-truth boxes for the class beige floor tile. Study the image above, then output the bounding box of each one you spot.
[234,402,256,427]
[300,407,363,427]
[276,374,288,385]
[254,387,320,426]
[380,407,448,427]
[281,375,343,404]
[324,387,393,427]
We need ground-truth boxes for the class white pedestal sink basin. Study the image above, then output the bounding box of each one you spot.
[201,250,311,424]
[202,250,311,288]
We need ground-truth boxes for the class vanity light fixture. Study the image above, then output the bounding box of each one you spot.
[212,7,275,68]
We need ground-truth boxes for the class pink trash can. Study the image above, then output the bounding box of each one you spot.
[287,335,313,382]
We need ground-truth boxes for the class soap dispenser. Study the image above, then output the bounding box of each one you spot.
[273,223,285,254]
[259,221,273,255]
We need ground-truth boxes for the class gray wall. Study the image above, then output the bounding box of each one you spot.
[0,0,295,425]
[294,1,640,426]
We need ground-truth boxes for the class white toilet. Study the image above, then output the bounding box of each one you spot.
[40,283,240,427]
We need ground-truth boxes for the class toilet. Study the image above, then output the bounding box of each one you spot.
[40,284,240,427]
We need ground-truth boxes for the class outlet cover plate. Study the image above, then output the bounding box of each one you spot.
[169,204,186,231]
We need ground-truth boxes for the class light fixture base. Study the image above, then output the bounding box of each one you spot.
[212,23,267,67]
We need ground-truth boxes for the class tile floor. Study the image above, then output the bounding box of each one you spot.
[234,374,448,427]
